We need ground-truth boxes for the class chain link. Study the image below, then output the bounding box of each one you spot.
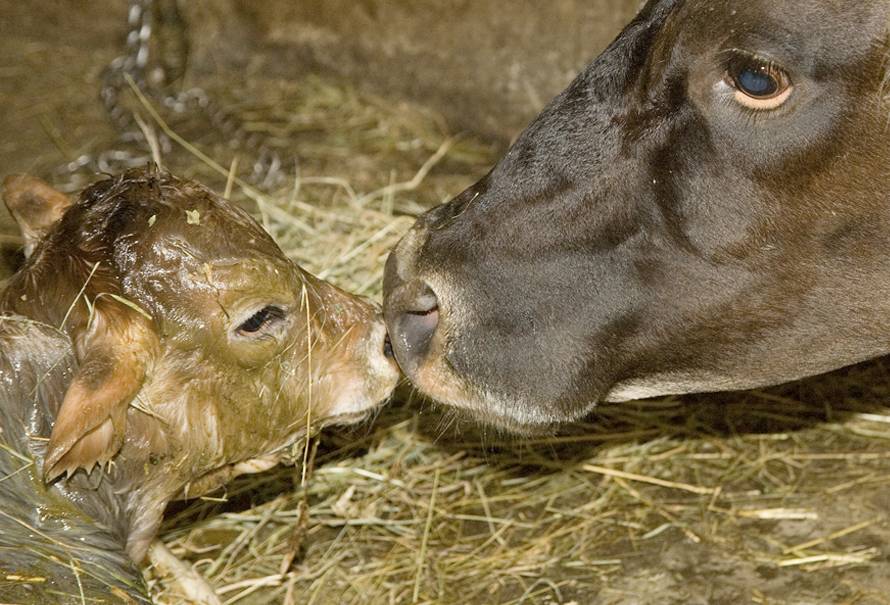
[58,0,285,190]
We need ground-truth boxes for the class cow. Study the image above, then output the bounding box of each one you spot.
[383,0,890,431]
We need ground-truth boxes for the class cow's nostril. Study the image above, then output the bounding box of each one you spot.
[396,305,439,367]
[406,289,438,315]
[383,333,394,358]
[384,278,440,375]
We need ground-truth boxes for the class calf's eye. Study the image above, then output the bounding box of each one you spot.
[235,305,286,336]
[726,57,792,111]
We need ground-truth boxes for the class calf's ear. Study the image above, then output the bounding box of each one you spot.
[43,300,158,482]
[2,175,74,257]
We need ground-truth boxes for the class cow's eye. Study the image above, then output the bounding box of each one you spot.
[725,57,792,111]
[737,68,778,97]
[235,305,286,337]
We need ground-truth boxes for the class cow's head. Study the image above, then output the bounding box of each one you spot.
[384,0,890,431]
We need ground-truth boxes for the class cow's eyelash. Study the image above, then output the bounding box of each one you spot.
[718,49,777,68]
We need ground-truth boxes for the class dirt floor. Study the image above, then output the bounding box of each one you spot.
[3,2,890,605]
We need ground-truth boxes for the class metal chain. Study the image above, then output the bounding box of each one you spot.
[59,0,285,189]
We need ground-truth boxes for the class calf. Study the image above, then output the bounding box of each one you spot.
[0,167,398,600]
[384,1,890,430]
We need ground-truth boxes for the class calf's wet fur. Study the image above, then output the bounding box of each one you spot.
[0,318,149,602]
[0,167,397,598]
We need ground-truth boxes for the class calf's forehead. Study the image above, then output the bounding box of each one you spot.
[124,233,298,320]
[119,185,290,274]
[100,184,299,319]
[147,186,282,258]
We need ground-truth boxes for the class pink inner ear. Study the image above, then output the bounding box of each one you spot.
[46,417,118,479]
[43,345,144,483]
[43,373,131,482]
[39,260,157,483]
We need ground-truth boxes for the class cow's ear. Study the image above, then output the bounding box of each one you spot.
[2,175,73,257]
[43,300,157,482]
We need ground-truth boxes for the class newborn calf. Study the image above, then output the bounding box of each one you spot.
[0,167,398,601]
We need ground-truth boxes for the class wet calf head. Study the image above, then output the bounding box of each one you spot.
[1,167,398,560]
[385,1,890,430]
